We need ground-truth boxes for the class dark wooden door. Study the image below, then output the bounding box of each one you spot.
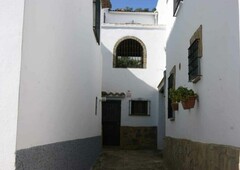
[102,100,121,146]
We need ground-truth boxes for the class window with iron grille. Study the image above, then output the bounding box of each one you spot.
[129,100,150,116]
[93,0,100,45]
[173,0,183,16]
[116,39,144,68]
[188,25,202,83]
[168,66,176,121]
[188,39,201,82]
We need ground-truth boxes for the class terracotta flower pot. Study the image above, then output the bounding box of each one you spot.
[171,102,179,111]
[181,96,196,110]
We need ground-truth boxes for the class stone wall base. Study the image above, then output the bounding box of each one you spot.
[164,137,240,170]
[120,126,157,149]
[16,136,101,170]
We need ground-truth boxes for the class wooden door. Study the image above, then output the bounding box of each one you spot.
[102,100,121,146]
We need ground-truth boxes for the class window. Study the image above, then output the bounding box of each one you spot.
[93,0,100,44]
[188,25,202,83]
[129,100,150,116]
[173,0,183,16]
[113,37,147,68]
[168,66,176,120]
[188,39,201,82]
[116,39,143,68]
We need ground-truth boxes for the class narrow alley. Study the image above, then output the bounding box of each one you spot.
[92,148,168,170]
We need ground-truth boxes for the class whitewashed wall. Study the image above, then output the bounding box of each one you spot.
[104,11,158,25]
[156,0,176,38]
[101,12,166,127]
[157,0,240,147]
[17,0,102,150]
[0,1,24,170]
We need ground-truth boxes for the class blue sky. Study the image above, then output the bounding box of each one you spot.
[110,0,158,10]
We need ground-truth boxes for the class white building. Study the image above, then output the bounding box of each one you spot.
[157,0,240,169]
[0,1,25,169]
[101,9,166,149]
[1,0,103,169]
[5,0,240,169]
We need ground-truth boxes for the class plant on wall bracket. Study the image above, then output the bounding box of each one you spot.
[177,86,198,110]
[169,88,181,111]
[169,86,198,110]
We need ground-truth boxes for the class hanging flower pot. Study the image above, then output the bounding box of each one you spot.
[169,88,181,111]
[169,86,197,110]
[181,96,196,110]
[177,86,198,110]
[171,102,179,111]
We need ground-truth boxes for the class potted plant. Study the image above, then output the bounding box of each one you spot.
[169,88,181,111]
[177,86,197,110]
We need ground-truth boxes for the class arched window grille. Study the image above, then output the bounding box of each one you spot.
[115,39,145,68]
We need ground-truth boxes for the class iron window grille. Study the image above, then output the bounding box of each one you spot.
[188,39,201,82]
[93,0,100,44]
[168,73,175,120]
[173,0,183,16]
[116,39,144,68]
[129,100,150,116]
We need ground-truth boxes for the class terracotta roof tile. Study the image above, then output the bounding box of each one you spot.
[102,91,126,98]
[102,0,111,8]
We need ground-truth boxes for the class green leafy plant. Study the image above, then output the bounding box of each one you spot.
[117,57,142,68]
[173,86,198,110]
[169,88,181,103]
[177,86,197,102]
[169,88,181,111]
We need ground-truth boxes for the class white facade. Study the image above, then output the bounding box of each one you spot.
[157,0,240,148]
[101,10,166,148]
[0,1,25,170]
[16,0,102,150]
[104,11,158,25]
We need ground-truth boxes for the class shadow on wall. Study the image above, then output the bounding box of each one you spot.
[101,43,161,96]
[101,43,165,149]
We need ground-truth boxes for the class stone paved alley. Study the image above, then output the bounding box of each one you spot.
[92,148,168,170]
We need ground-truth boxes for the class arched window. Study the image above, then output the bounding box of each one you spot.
[113,37,147,68]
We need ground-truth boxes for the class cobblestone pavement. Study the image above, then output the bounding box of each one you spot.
[92,148,168,170]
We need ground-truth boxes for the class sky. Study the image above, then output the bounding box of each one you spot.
[110,0,158,10]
